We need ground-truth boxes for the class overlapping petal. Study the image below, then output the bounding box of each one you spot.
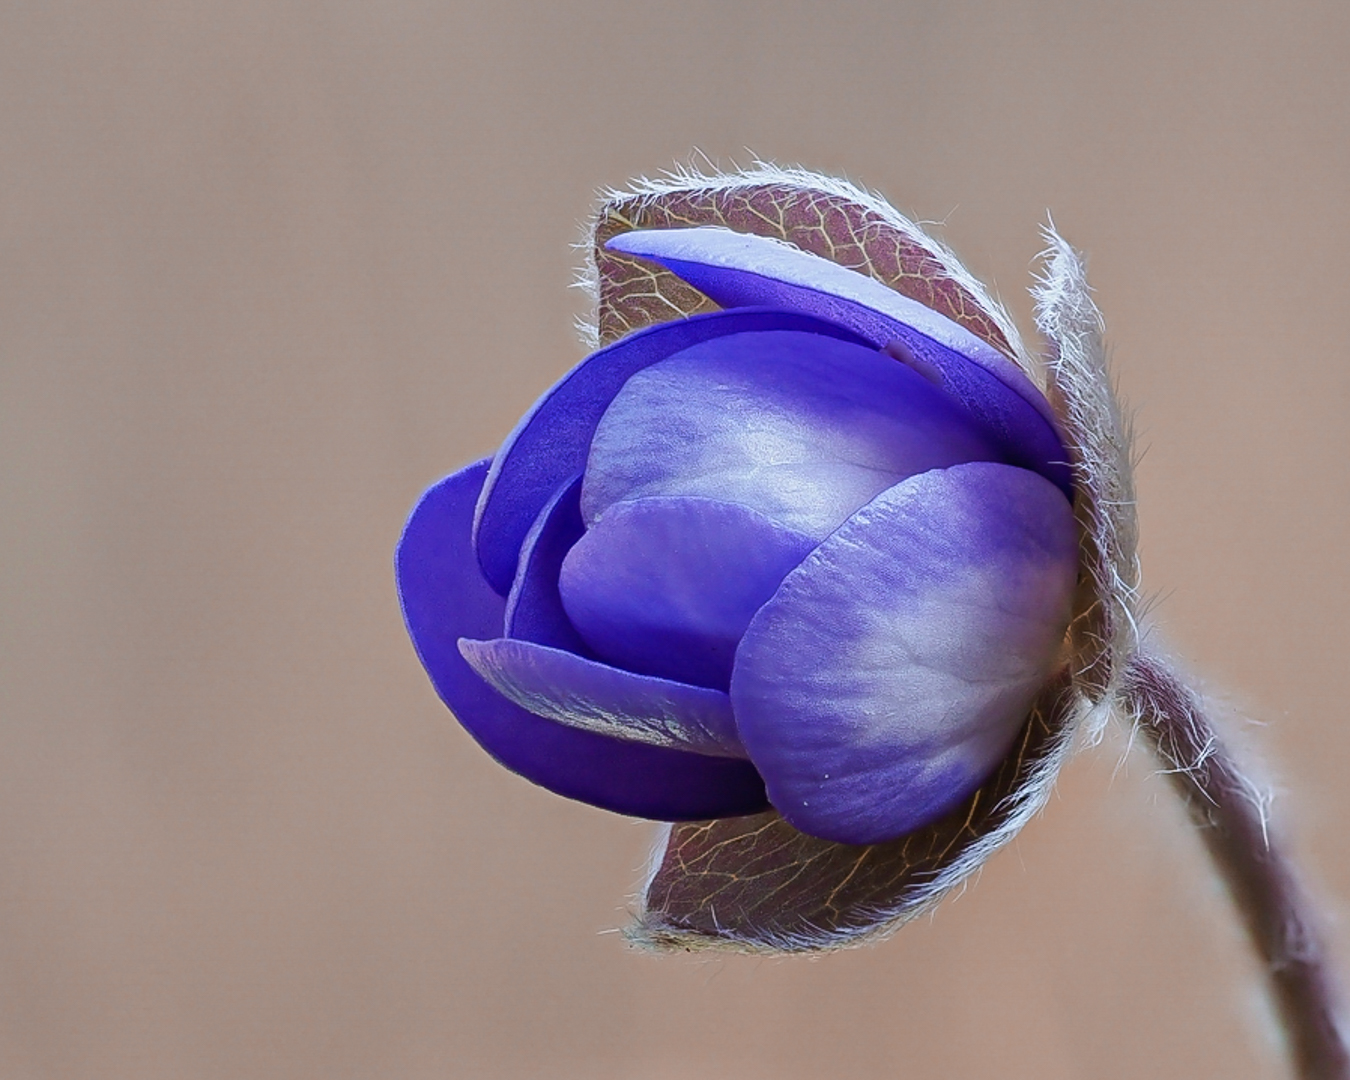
[472,307,870,595]
[730,462,1078,844]
[502,474,591,654]
[458,638,746,759]
[607,227,1073,500]
[396,460,768,819]
[558,496,817,690]
[580,329,1006,538]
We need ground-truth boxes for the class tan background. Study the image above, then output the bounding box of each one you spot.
[2,1,1348,1077]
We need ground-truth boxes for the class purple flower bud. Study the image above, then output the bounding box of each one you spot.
[398,172,1349,1069]
[418,172,1343,1075]
[396,177,1080,849]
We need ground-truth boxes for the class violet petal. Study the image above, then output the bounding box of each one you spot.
[458,638,747,759]
[730,462,1077,844]
[582,329,1004,539]
[607,227,1072,500]
[396,460,768,818]
[558,496,818,690]
[473,307,870,595]
[503,474,591,655]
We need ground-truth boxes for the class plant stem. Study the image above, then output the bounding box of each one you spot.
[1122,650,1349,1079]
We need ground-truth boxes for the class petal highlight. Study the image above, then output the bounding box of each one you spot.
[730,462,1077,844]
[582,329,1005,539]
[472,307,870,595]
[607,227,1072,500]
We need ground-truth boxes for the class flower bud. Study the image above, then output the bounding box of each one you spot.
[397,165,1137,951]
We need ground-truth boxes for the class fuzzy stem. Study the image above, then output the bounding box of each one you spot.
[1122,650,1348,1079]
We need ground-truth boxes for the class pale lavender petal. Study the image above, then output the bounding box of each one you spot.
[458,638,747,759]
[607,227,1072,499]
[396,460,767,818]
[730,462,1077,844]
[472,307,869,595]
[503,474,591,654]
[581,329,1005,539]
[558,496,817,691]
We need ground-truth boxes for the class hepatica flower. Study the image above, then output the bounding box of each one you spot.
[414,225,1080,846]
[397,166,1111,938]
[396,166,1347,1076]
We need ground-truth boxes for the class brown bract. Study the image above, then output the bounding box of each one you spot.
[576,164,1138,953]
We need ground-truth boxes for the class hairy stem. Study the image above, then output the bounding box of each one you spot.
[1122,651,1348,1079]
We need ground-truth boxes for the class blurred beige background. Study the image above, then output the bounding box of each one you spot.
[2,1,1347,1077]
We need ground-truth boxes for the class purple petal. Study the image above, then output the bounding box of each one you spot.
[458,638,746,758]
[607,228,1072,500]
[503,474,591,655]
[581,329,1004,539]
[558,496,818,690]
[472,307,871,595]
[396,460,767,819]
[730,462,1077,844]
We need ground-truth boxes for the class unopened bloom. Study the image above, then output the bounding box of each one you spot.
[397,215,1079,846]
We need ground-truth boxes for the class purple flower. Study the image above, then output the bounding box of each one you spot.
[397,222,1079,846]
